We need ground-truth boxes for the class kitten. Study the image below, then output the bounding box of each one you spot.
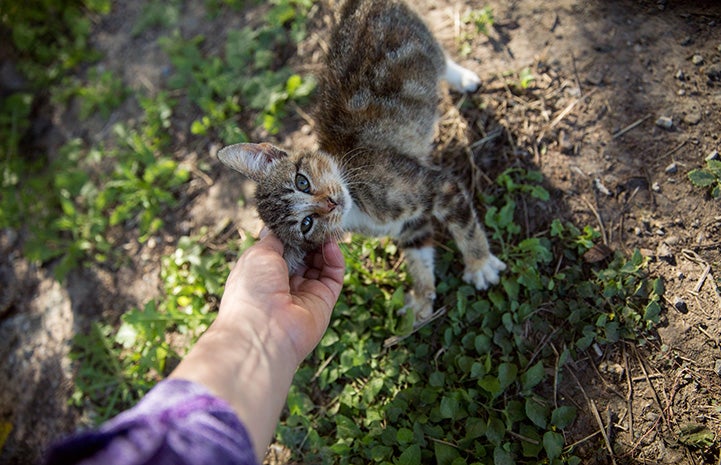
[218,0,506,321]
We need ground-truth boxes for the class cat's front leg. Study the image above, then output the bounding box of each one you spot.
[444,56,482,93]
[401,245,437,321]
[435,183,507,290]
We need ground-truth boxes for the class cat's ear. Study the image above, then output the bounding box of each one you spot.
[217,142,289,181]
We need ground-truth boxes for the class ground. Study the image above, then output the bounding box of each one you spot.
[1,0,720,464]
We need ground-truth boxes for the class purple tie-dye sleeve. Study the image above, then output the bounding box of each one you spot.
[45,379,259,465]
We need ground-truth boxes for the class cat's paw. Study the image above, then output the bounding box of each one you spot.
[463,255,506,290]
[445,58,482,93]
[399,290,436,321]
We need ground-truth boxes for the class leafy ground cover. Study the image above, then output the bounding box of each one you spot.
[1,1,719,464]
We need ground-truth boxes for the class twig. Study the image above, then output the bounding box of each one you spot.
[623,344,635,441]
[633,348,669,428]
[694,265,711,294]
[579,195,608,245]
[568,369,618,465]
[546,88,597,130]
[663,139,687,159]
[383,307,447,348]
[612,114,651,140]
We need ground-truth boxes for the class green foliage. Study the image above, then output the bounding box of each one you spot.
[464,6,495,36]
[0,0,109,85]
[54,67,129,120]
[160,0,316,142]
[459,6,494,57]
[275,167,663,464]
[5,3,668,463]
[72,234,247,423]
[688,159,721,199]
[131,0,182,36]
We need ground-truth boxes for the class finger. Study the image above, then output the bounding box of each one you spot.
[255,229,285,256]
[315,241,345,298]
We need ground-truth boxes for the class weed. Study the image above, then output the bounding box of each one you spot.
[72,234,248,422]
[160,0,316,142]
[275,167,663,464]
[688,159,721,199]
[459,6,494,57]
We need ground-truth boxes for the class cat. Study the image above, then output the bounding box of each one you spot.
[218,0,506,321]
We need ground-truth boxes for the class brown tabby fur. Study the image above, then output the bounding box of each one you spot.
[218,0,505,320]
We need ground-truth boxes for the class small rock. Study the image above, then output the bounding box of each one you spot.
[665,162,678,174]
[691,54,704,66]
[718,44,721,52]
[674,297,688,313]
[706,150,720,161]
[715,360,721,377]
[708,63,721,82]
[680,36,693,46]
[655,116,674,129]
[656,241,673,259]
[652,182,661,192]
[664,235,681,246]
[558,130,574,154]
[677,89,686,96]
[593,178,612,196]
[683,111,702,125]
[675,69,685,81]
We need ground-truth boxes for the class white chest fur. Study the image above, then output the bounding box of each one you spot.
[342,203,408,238]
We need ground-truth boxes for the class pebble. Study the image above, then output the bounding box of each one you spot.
[680,36,693,46]
[652,181,661,192]
[593,178,612,196]
[656,241,673,259]
[709,63,721,81]
[664,235,681,246]
[683,111,701,125]
[558,130,574,154]
[715,360,721,377]
[674,297,688,313]
[707,150,720,161]
[691,54,704,66]
[655,116,673,129]
[665,162,678,174]
[675,69,685,81]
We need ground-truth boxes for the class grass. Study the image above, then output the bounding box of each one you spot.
[1,2,672,464]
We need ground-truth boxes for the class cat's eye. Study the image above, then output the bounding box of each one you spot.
[300,216,314,234]
[295,174,311,193]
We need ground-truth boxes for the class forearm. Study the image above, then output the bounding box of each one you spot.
[169,317,299,462]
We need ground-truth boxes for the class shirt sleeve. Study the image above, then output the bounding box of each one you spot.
[44,378,259,465]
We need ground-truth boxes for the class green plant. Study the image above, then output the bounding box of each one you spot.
[131,0,182,36]
[459,6,494,57]
[72,234,249,422]
[274,167,663,464]
[0,0,110,86]
[160,0,316,142]
[688,159,721,199]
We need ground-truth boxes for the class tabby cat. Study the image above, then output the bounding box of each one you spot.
[218,0,506,320]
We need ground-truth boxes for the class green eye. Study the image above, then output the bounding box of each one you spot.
[295,174,311,193]
[300,216,314,234]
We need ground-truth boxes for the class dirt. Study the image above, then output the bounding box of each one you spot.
[1,1,720,464]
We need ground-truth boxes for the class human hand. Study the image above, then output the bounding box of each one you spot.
[214,229,345,364]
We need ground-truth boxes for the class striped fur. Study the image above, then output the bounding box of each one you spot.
[218,0,505,321]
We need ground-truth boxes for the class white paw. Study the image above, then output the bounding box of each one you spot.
[400,290,436,321]
[445,58,482,93]
[463,255,506,290]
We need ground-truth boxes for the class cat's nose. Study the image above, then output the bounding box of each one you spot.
[325,197,338,213]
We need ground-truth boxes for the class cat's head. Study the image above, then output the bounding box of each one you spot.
[218,142,350,273]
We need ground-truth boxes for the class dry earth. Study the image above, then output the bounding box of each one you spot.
[1,0,720,464]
